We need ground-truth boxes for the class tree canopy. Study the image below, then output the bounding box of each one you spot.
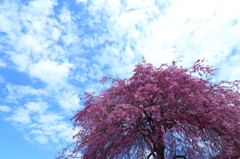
[57,58,240,159]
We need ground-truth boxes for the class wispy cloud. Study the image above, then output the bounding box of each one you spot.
[0,75,5,83]
[76,0,88,5]
[6,84,47,102]
[6,107,32,124]
[57,91,81,115]
[0,105,11,112]
[28,60,73,89]
[0,60,7,67]
[0,0,82,149]
[5,101,78,149]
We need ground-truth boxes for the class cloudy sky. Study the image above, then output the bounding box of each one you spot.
[0,0,240,158]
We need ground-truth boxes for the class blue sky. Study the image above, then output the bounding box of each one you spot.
[0,0,240,158]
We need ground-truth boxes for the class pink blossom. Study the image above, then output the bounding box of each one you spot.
[57,58,240,159]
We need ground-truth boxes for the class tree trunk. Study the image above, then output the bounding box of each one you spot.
[155,146,165,159]
[173,155,186,159]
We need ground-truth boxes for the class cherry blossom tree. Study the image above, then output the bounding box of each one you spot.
[57,58,240,159]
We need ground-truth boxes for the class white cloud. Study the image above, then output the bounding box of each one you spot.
[75,74,87,83]
[5,102,76,146]
[16,34,50,56]
[6,84,47,102]
[0,1,21,37]
[84,82,105,95]
[57,124,80,143]
[4,101,49,124]
[0,75,5,83]
[57,129,75,143]
[1,0,79,86]
[0,105,11,112]
[30,129,43,134]
[76,0,88,5]
[121,46,135,64]
[10,54,31,72]
[0,0,83,149]
[34,135,49,145]
[59,6,72,23]
[61,34,78,47]
[0,60,7,67]
[20,0,57,17]
[52,27,61,40]
[5,107,31,124]
[0,0,90,151]
[142,0,240,69]
[124,0,151,8]
[57,91,81,114]
[36,112,64,124]
[86,0,240,81]
[26,119,78,146]
[24,102,49,114]
[217,53,240,81]
[58,6,80,47]
[28,60,73,88]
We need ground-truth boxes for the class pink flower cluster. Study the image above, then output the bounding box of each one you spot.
[57,58,240,159]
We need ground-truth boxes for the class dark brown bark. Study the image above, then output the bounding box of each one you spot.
[173,155,186,159]
[154,146,165,159]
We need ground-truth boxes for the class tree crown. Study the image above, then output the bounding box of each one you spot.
[57,58,240,159]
